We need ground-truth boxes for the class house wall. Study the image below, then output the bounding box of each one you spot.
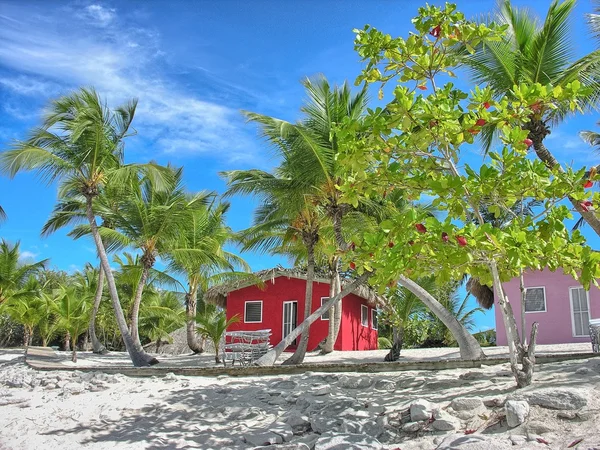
[496,268,600,346]
[225,276,378,351]
[340,293,379,350]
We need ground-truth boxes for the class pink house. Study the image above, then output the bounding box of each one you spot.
[495,268,600,346]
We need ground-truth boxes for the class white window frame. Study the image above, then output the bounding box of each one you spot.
[371,309,378,330]
[320,297,330,320]
[524,286,547,313]
[361,305,369,327]
[244,300,263,323]
[569,286,591,337]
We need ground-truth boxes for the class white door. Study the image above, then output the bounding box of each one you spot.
[570,287,591,337]
[282,301,298,343]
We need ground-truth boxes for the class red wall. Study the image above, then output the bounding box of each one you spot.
[225,276,378,351]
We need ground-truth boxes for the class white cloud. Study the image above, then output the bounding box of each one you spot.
[0,2,256,162]
[19,250,39,261]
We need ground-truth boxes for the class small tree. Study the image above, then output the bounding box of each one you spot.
[195,305,239,364]
[53,286,91,362]
[338,3,600,387]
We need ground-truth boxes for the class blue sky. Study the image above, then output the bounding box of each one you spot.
[1,0,600,333]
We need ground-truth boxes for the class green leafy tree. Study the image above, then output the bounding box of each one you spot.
[337,3,600,387]
[139,291,186,352]
[53,285,91,362]
[0,240,47,305]
[462,0,600,236]
[0,276,45,349]
[0,88,171,366]
[195,305,240,364]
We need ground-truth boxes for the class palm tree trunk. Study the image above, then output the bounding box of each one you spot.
[130,264,150,350]
[321,274,337,354]
[186,289,204,353]
[284,236,316,365]
[528,121,600,236]
[90,265,107,354]
[23,327,30,350]
[384,325,403,361]
[331,266,342,343]
[71,336,78,363]
[519,270,527,346]
[255,272,372,366]
[398,275,484,360]
[322,257,342,354]
[85,196,158,367]
[64,332,71,352]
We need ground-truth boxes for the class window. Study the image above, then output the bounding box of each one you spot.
[524,287,546,313]
[570,287,590,337]
[361,305,368,327]
[320,297,330,320]
[372,309,378,330]
[244,301,263,323]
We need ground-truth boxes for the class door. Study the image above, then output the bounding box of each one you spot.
[282,301,298,345]
[570,287,591,337]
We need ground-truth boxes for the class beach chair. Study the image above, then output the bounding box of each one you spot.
[222,329,272,367]
[590,319,600,353]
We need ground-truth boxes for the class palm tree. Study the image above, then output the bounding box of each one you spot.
[195,305,240,364]
[0,205,6,223]
[37,291,59,347]
[106,167,200,351]
[0,240,47,305]
[53,285,91,362]
[167,200,250,354]
[0,88,168,366]
[139,291,186,352]
[462,0,600,235]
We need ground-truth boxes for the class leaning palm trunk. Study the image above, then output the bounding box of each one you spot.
[490,262,538,388]
[85,197,158,367]
[130,265,150,350]
[186,290,204,353]
[527,120,600,236]
[284,238,316,365]
[321,276,337,354]
[90,265,107,354]
[384,325,403,362]
[398,275,484,360]
[255,272,372,366]
[322,258,342,354]
[331,267,342,343]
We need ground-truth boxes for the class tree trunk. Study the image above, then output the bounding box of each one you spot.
[42,338,47,347]
[85,196,158,367]
[64,332,71,352]
[527,120,600,237]
[490,262,536,387]
[384,325,403,361]
[331,266,342,343]
[255,272,372,366]
[90,265,107,354]
[130,263,150,350]
[23,327,30,350]
[186,289,204,353]
[519,270,527,346]
[284,236,316,365]
[71,336,78,363]
[321,263,338,354]
[398,275,484,360]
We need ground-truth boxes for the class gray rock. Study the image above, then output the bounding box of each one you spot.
[451,398,483,411]
[312,385,331,396]
[254,444,310,450]
[459,371,487,381]
[435,433,513,450]
[338,375,372,389]
[402,422,422,432]
[245,432,283,446]
[310,416,343,434]
[374,379,396,391]
[432,408,459,431]
[283,414,312,435]
[314,433,384,450]
[575,367,593,375]
[526,420,553,435]
[483,397,505,408]
[272,380,298,391]
[410,399,433,422]
[269,422,294,442]
[340,419,384,438]
[518,388,587,410]
[557,411,577,420]
[505,400,529,428]
[509,435,528,446]
[63,382,85,394]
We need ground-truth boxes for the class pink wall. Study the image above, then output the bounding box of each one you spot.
[225,276,378,351]
[496,268,600,345]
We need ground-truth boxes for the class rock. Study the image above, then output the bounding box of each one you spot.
[431,408,459,431]
[459,371,487,381]
[402,422,422,432]
[310,416,342,434]
[509,435,527,446]
[340,419,384,438]
[163,372,177,381]
[314,433,384,450]
[518,388,587,410]
[410,399,433,422]
[269,422,294,442]
[483,397,505,408]
[451,398,483,411]
[338,375,372,389]
[63,382,85,395]
[245,431,283,446]
[255,444,310,450]
[374,379,396,391]
[312,385,331,396]
[505,400,529,428]
[435,433,513,450]
[272,380,298,391]
[575,367,593,375]
[526,420,553,434]
[283,414,312,435]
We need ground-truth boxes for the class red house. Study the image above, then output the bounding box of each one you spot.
[205,267,381,351]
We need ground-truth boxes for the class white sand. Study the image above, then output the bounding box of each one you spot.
[0,346,599,449]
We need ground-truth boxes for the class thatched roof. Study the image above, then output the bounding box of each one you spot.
[466,277,494,310]
[204,265,385,308]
